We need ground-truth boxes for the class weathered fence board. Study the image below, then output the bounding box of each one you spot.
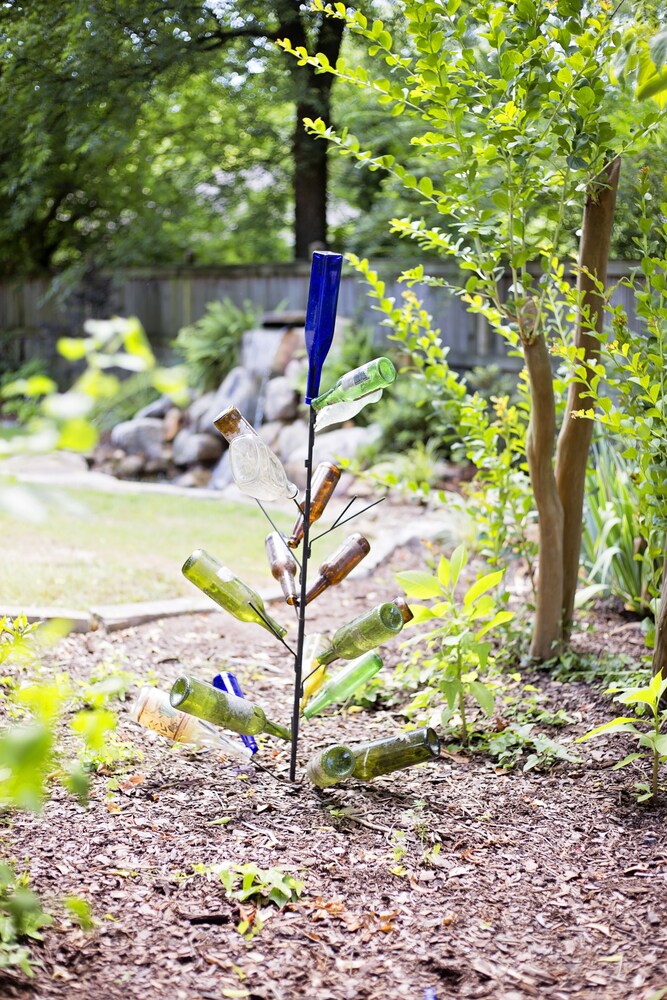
[0,260,642,378]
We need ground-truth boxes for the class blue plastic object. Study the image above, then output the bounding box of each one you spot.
[423,990,438,1000]
[213,671,259,755]
[304,251,343,404]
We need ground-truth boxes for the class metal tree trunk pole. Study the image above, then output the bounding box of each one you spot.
[289,407,316,781]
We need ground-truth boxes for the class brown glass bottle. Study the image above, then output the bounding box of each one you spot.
[392,595,414,624]
[287,462,341,549]
[301,533,370,606]
[265,532,299,606]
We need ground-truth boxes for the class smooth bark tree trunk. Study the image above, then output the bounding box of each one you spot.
[554,156,621,635]
[652,552,667,676]
[524,333,564,660]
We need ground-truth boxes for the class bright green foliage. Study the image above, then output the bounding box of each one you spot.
[581,437,658,618]
[0,864,53,977]
[0,316,187,463]
[486,721,579,772]
[174,298,261,392]
[578,670,667,802]
[190,862,304,938]
[395,544,513,745]
[0,616,40,667]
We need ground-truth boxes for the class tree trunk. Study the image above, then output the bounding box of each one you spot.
[554,157,621,634]
[277,6,345,258]
[293,97,329,258]
[524,333,564,660]
[652,551,667,676]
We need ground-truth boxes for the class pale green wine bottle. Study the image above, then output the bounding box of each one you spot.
[312,357,397,431]
[170,675,291,741]
[306,744,355,788]
[182,548,287,639]
[316,602,404,667]
[350,727,440,780]
[303,651,383,719]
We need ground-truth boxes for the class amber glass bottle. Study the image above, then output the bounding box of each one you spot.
[301,533,370,605]
[287,462,341,549]
[265,532,298,606]
[392,595,414,623]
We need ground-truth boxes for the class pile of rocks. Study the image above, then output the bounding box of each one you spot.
[93,314,382,491]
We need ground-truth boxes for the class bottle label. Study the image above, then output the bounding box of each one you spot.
[340,369,370,390]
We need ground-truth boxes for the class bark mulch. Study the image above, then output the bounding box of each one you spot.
[2,543,667,1000]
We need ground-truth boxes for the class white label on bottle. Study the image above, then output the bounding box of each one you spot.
[340,367,370,390]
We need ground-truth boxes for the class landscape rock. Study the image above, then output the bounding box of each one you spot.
[110,418,165,460]
[241,328,285,378]
[258,421,282,449]
[263,376,298,423]
[285,424,382,488]
[114,453,146,479]
[271,327,304,375]
[201,366,260,430]
[172,429,223,466]
[173,466,212,488]
[276,419,308,463]
[209,451,233,490]
[134,395,174,420]
[188,390,217,433]
[162,407,182,443]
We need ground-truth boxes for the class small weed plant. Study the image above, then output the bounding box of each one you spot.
[578,670,667,802]
[188,862,304,939]
[395,545,513,746]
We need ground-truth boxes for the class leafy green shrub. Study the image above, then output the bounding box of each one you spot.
[0,864,52,976]
[581,437,658,617]
[89,371,160,433]
[0,360,49,424]
[395,545,513,745]
[174,298,260,393]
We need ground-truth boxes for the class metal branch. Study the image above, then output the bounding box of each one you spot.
[310,496,387,543]
[248,602,296,657]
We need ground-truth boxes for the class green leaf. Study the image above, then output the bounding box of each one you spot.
[464,570,504,606]
[394,570,443,600]
[468,680,495,716]
[450,545,467,589]
[437,555,450,588]
[475,611,514,639]
[577,718,638,742]
[612,752,643,770]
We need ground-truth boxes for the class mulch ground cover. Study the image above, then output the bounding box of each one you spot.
[2,538,667,1000]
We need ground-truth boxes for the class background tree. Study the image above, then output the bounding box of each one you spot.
[280,0,667,660]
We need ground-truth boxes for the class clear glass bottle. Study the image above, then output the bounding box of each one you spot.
[299,633,330,711]
[170,675,291,741]
[182,548,287,639]
[312,357,397,431]
[301,533,370,606]
[214,405,298,502]
[130,686,252,760]
[302,651,383,719]
[265,532,299,606]
[316,602,404,667]
[213,671,258,755]
[287,462,341,549]
[350,727,440,780]
[306,744,355,788]
[392,595,414,624]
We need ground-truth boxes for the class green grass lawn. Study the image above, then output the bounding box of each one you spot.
[0,486,297,607]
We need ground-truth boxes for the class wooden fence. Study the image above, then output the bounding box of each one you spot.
[0,260,640,377]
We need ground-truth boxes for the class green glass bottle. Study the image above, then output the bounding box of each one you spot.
[316,602,404,667]
[303,651,383,719]
[170,675,291,741]
[182,548,287,639]
[350,727,440,780]
[312,357,397,412]
[306,744,355,788]
[312,357,397,431]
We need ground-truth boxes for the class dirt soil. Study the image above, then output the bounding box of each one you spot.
[2,538,667,1000]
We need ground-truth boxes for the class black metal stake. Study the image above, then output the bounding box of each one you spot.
[289,406,317,782]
